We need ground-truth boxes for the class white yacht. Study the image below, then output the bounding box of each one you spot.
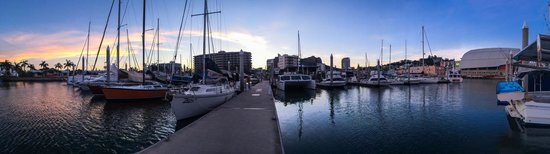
[361,71,390,87]
[277,73,316,91]
[419,76,440,84]
[446,69,463,83]
[317,71,346,87]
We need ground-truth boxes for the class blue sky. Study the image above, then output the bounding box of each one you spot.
[1,0,549,69]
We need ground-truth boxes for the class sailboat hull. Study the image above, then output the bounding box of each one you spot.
[170,91,234,120]
[102,87,168,100]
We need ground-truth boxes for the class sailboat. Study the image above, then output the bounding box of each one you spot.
[102,0,168,100]
[418,26,439,84]
[170,0,235,120]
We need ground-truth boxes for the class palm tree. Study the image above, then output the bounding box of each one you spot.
[28,64,36,71]
[39,61,49,70]
[63,59,75,70]
[54,63,63,70]
[0,60,14,76]
[18,60,29,71]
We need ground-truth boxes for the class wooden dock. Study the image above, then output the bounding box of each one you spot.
[140,81,283,154]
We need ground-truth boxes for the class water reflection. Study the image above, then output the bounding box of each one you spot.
[0,82,176,153]
[274,80,550,153]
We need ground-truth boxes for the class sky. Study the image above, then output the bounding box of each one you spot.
[1,0,550,69]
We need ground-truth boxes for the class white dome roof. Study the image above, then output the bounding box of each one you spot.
[460,48,520,69]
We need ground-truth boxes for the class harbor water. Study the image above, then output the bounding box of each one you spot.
[274,79,550,153]
[0,82,177,153]
[1,80,550,153]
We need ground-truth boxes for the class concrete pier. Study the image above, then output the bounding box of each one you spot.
[140,81,283,154]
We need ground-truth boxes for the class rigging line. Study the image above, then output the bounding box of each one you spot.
[147,29,158,65]
[424,28,433,56]
[92,0,116,71]
[208,13,216,54]
[174,0,190,62]
[121,0,131,24]
[73,29,90,74]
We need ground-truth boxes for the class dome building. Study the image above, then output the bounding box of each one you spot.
[460,48,519,79]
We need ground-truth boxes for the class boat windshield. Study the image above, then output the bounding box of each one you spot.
[301,76,311,80]
[189,87,201,91]
[280,76,290,81]
[291,76,301,80]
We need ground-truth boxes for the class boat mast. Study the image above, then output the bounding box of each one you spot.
[86,21,90,74]
[126,29,130,71]
[202,0,208,83]
[117,0,121,70]
[298,30,301,73]
[157,18,160,72]
[142,0,146,84]
[422,26,425,75]
[406,40,410,82]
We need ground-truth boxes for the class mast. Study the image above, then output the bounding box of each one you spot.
[142,0,146,84]
[422,26,425,74]
[157,18,160,72]
[126,29,130,71]
[389,44,392,68]
[298,30,301,73]
[406,40,410,82]
[202,0,208,83]
[381,40,383,66]
[117,0,121,70]
[86,21,90,74]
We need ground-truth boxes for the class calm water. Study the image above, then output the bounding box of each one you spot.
[2,80,550,153]
[0,82,178,153]
[274,79,550,153]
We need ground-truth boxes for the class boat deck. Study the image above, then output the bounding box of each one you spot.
[528,91,550,102]
[140,81,283,154]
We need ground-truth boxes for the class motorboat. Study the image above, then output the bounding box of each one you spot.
[499,34,550,129]
[317,71,346,88]
[361,71,390,87]
[446,69,463,83]
[277,73,316,91]
[419,76,440,84]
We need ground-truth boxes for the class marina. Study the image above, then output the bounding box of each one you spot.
[2,0,550,153]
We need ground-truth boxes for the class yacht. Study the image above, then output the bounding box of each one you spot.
[317,71,346,87]
[102,82,168,100]
[277,73,316,91]
[419,76,440,84]
[446,69,463,83]
[361,71,390,87]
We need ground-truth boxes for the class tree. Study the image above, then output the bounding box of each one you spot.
[63,59,75,70]
[54,63,63,70]
[0,60,14,76]
[18,60,29,71]
[28,64,36,70]
[39,61,49,70]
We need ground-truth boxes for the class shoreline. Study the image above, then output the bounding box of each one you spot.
[0,77,65,82]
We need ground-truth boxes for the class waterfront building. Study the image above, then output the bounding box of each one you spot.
[277,54,299,71]
[341,57,350,71]
[150,61,181,74]
[460,48,519,79]
[194,50,252,74]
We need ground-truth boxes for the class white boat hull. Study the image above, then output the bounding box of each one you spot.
[317,81,346,87]
[506,100,550,127]
[277,80,316,91]
[170,91,234,120]
[420,78,439,84]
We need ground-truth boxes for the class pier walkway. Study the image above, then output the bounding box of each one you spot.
[140,81,283,154]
